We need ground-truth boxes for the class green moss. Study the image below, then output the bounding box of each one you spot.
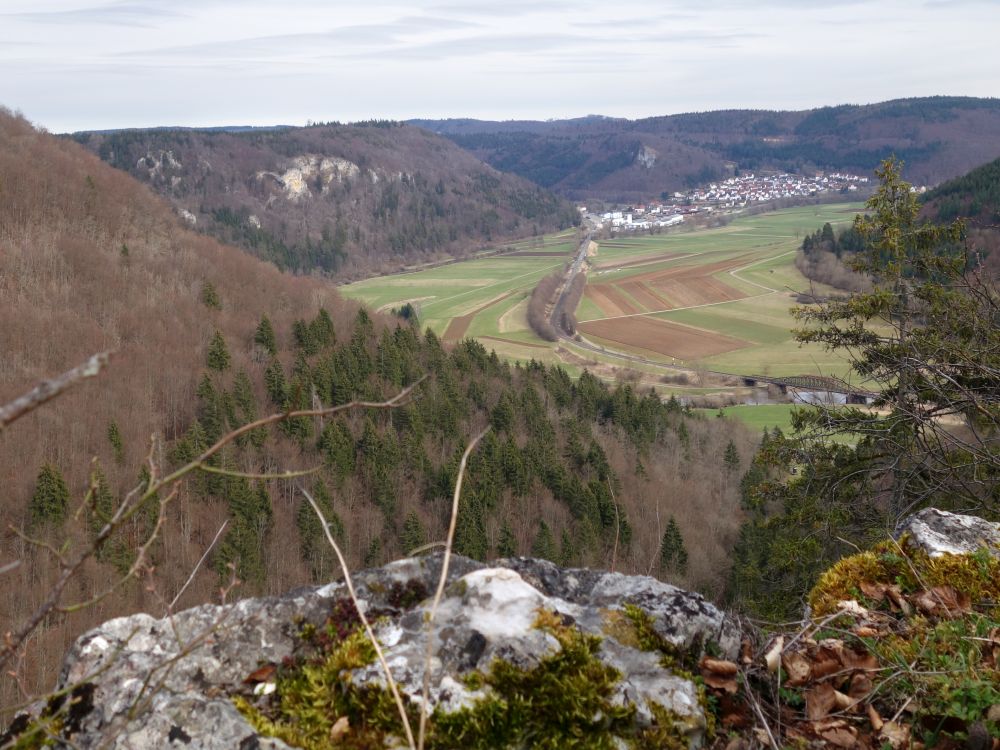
[0,717,63,750]
[804,538,1000,742]
[632,704,700,750]
[808,537,1000,616]
[234,605,707,749]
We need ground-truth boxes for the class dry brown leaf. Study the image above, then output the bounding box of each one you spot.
[329,715,349,741]
[867,703,884,731]
[839,646,879,672]
[740,639,754,665]
[859,581,889,602]
[819,726,858,748]
[753,728,774,748]
[849,672,873,700]
[833,689,853,710]
[243,664,277,684]
[700,657,740,694]
[701,657,738,675]
[911,585,971,618]
[764,636,784,673]
[814,718,859,748]
[811,656,842,681]
[782,651,812,686]
[806,682,837,721]
[879,720,910,749]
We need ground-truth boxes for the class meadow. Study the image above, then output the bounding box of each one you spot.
[341,204,865,382]
[575,204,863,378]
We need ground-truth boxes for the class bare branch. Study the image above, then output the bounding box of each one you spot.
[168,520,229,613]
[300,486,417,750]
[0,560,21,576]
[0,352,112,432]
[418,426,490,750]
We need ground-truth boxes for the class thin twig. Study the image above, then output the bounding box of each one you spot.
[168,520,229,613]
[418,427,490,750]
[300,486,417,750]
[745,670,780,749]
[0,352,112,432]
[608,479,620,574]
[0,559,21,575]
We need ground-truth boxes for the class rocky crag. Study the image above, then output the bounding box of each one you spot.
[4,508,999,749]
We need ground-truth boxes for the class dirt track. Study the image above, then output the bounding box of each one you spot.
[578,316,748,360]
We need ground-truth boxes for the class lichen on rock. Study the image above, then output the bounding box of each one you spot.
[6,554,736,749]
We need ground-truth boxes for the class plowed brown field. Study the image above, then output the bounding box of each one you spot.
[584,284,643,316]
[586,254,752,315]
[578,317,748,360]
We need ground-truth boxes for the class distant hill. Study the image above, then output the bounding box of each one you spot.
[411,97,1000,202]
[922,155,1000,224]
[921,155,1000,271]
[72,123,579,278]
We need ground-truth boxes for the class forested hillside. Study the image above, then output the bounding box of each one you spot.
[921,155,1000,271]
[413,96,1000,201]
[0,110,754,713]
[72,123,579,278]
[795,154,1000,288]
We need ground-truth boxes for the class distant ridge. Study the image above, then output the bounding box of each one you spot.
[410,96,1000,202]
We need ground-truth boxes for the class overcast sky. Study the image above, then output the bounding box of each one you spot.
[2,0,999,132]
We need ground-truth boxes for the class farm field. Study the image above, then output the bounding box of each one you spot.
[576,204,863,379]
[340,229,579,359]
[341,204,865,385]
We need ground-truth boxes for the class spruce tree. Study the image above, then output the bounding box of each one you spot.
[200,280,222,310]
[107,420,124,464]
[659,516,688,575]
[254,315,277,356]
[723,440,741,472]
[206,329,231,372]
[400,512,427,554]
[364,536,382,567]
[531,521,557,561]
[453,494,488,561]
[264,358,287,407]
[87,466,131,573]
[29,463,70,527]
[497,520,517,557]
[297,481,344,581]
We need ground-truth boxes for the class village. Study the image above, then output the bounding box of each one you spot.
[590,170,873,231]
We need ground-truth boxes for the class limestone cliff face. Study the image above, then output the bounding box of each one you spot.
[14,555,738,749]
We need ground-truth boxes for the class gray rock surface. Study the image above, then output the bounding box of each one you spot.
[894,507,1000,558]
[6,554,738,749]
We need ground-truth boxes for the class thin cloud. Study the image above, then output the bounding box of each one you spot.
[119,15,480,60]
[5,2,184,27]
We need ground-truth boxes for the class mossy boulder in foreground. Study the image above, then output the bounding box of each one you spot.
[7,554,738,748]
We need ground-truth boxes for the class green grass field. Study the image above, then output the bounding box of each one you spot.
[577,204,864,378]
[341,230,580,344]
[340,204,865,381]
